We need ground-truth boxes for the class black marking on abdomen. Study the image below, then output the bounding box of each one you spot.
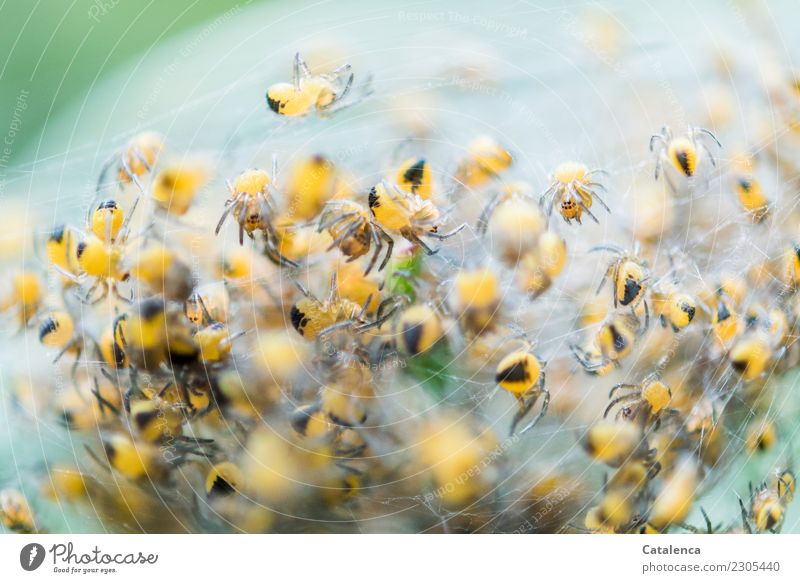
[495,360,528,383]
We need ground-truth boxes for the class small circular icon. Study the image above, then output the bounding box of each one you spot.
[20,543,46,571]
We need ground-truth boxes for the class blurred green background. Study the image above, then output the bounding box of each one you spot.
[0,0,245,167]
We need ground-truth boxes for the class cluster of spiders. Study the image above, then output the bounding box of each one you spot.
[2,47,800,536]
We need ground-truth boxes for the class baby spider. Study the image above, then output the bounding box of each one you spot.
[592,242,650,324]
[738,478,793,533]
[368,180,466,256]
[394,157,433,200]
[476,182,544,254]
[775,468,796,503]
[95,132,164,224]
[266,52,366,117]
[649,125,721,192]
[289,273,400,340]
[494,333,550,436]
[571,313,642,374]
[57,199,136,304]
[0,270,43,329]
[730,154,769,223]
[453,135,513,189]
[728,331,775,382]
[651,288,697,332]
[540,162,610,225]
[604,373,676,427]
[189,295,248,365]
[38,310,86,375]
[0,489,37,534]
[650,251,701,333]
[215,162,298,266]
[317,199,394,275]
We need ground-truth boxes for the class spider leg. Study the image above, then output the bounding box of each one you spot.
[291,277,314,300]
[595,268,609,296]
[377,225,394,271]
[603,393,639,419]
[693,127,722,148]
[539,183,556,211]
[327,272,339,304]
[585,186,611,213]
[510,393,539,436]
[52,263,82,285]
[94,280,110,304]
[576,197,598,224]
[263,227,300,268]
[356,299,402,332]
[354,294,373,320]
[427,223,466,240]
[327,63,351,81]
[293,52,302,90]
[700,507,713,534]
[584,181,607,190]
[639,298,650,329]
[53,338,78,364]
[219,329,249,352]
[608,383,638,398]
[112,282,133,304]
[571,345,609,373]
[297,53,311,78]
[263,243,283,267]
[376,295,405,322]
[364,227,382,276]
[196,295,215,325]
[737,495,752,534]
[404,230,437,255]
[318,210,358,232]
[119,155,147,197]
[132,147,154,174]
[700,141,717,167]
[95,153,118,199]
[215,196,240,235]
[477,192,502,235]
[322,89,364,116]
[327,218,364,251]
[649,134,666,153]
[611,262,620,308]
[237,204,246,245]
[317,319,354,339]
[83,278,102,304]
[92,376,120,416]
[589,243,625,254]
[518,388,550,435]
[333,69,354,105]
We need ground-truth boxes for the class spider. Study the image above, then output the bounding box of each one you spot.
[266,52,369,117]
[289,273,401,340]
[603,373,677,427]
[368,180,466,255]
[649,125,721,192]
[215,158,298,267]
[94,132,164,224]
[592,242,650,325]
[738,478,793,533]
[540,162,610,225]
[317,199,394,275]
